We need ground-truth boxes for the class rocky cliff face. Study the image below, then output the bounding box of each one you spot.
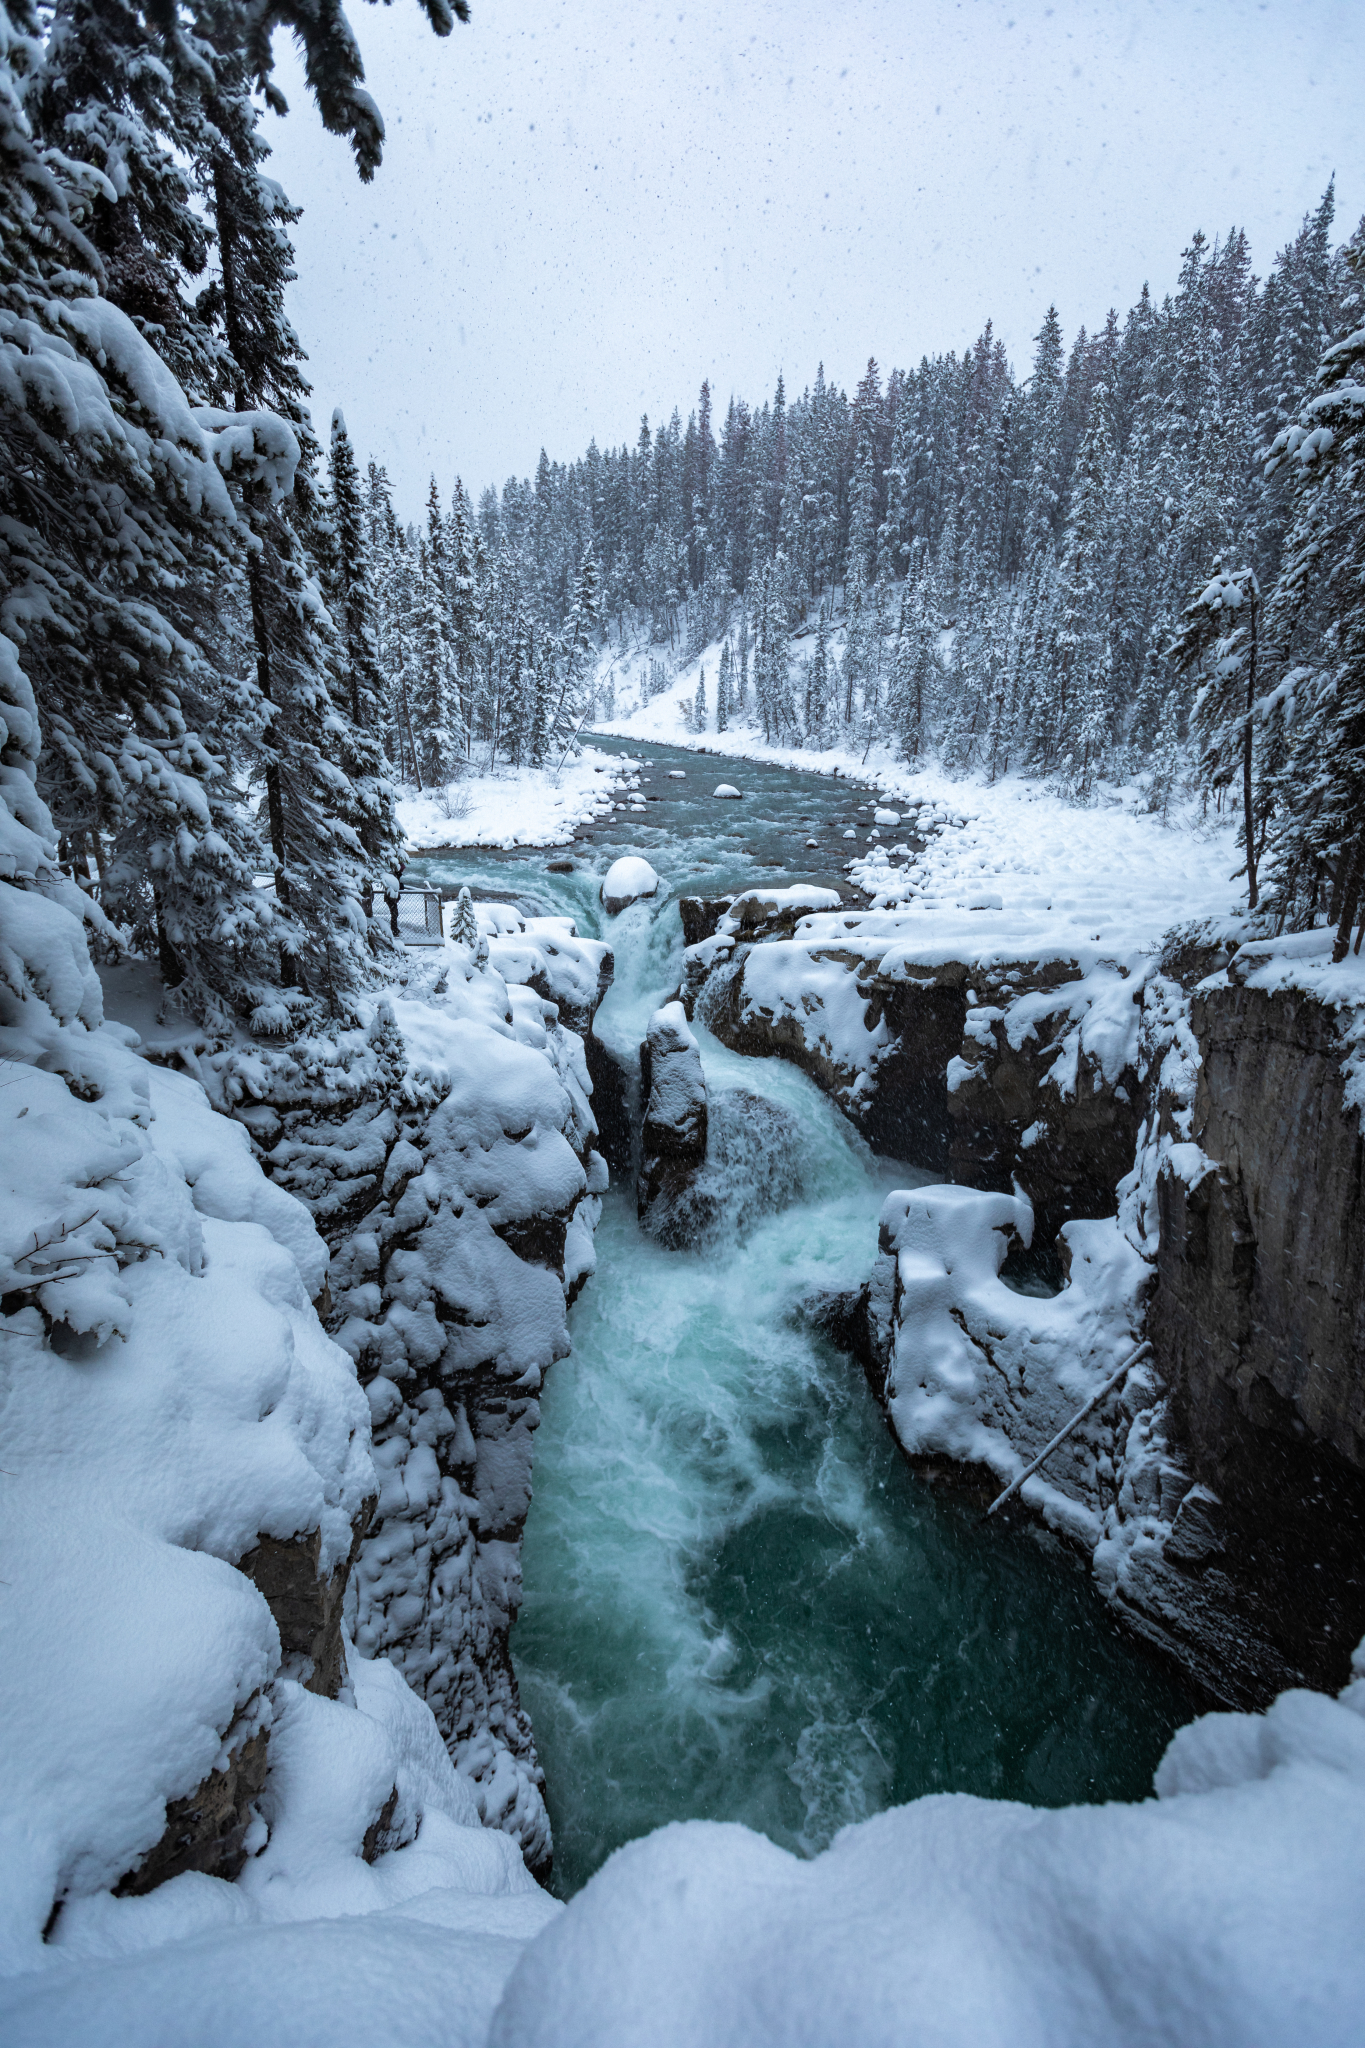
[708,907,1365,1708]
[698,925,1145,1245]
[1145,977,1365,1700]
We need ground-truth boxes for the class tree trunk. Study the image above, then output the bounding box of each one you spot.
[1332,831,1365,965]
[1243,589,1259,910]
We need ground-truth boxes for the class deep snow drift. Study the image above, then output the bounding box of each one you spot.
[490,1654,1365,2048]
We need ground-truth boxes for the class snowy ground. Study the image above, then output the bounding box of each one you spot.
[397,748,631,851]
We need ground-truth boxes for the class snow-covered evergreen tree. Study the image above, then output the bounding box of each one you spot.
[199,24,378,1019]
[1261,225,1365,956]
[1173,562,1263,904]
[324,409,405,952]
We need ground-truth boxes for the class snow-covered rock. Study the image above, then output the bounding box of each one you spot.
[712,783,741,799]
[639,1003,707,1162]
[192,927,612,1878]
[637,1003,708,1239]
[601,856,659,915]
[480,909,614,1033]
[0,969,565,2024]
[874,1185,1150,1548]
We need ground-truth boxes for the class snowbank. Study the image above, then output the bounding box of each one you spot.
[396,749,631,851]
[0,1002,561,2039]
[3,1649,557,2046]
[491,1651,1365,2048]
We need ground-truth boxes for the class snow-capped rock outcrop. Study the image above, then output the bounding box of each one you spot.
[697,919,1147,1244]
[637,1002,708,1237]
[601,856,659,915]
[690,856,1365,1708]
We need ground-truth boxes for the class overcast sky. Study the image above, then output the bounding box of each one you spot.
[262,0,1360,516]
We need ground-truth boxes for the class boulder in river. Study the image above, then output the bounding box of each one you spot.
[642,1081,804,1249]
[638,1002,708,1235]
[713,784,742,799]
[601,855,659,914]
[640,1002,707,1161]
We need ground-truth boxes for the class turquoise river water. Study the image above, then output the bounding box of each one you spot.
[409,737,1195,1898]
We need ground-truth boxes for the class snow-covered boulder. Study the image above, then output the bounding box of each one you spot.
[666,769,687,779]
[601,856,659,915]
[874,806,900,825]
[481,908,614,1033]
[712,784,742,799]
[875,1184,1148,1548]
[640,1003,707,1164]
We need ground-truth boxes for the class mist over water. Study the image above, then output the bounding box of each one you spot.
[411,743,1195,1899]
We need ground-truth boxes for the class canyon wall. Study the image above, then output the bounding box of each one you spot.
[206,914,614,1878]
[688,906,1365,1706]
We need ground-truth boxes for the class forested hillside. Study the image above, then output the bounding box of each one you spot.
[2,0,1363,1049]
[378,192,1364,949]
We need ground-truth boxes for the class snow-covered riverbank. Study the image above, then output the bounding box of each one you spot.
[397,749,634,851]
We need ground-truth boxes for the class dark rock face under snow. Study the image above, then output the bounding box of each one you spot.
[637,1002,708,1234]
[690,907,1365,1707]
[1148,978,1365,1700]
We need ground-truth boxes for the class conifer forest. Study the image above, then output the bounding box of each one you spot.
[3,0,1364,1029]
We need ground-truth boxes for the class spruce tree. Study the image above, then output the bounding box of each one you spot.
[410,540,457,787]
[451,883,480,952]
[2,0,284,1024]
[1262,226,1365,956]
[805,610,829,746]
[325,409,405,951]
[1173,562,1263,905]
[198,18,377,1017]
[447,482,480,757]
